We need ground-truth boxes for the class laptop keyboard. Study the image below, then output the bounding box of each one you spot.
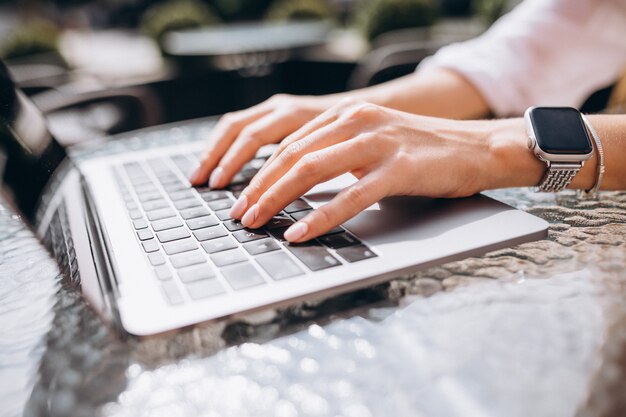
[114,153,377,306]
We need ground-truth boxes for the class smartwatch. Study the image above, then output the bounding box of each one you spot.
[524,106,594,192]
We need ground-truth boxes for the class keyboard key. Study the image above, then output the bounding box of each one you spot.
[147,208,176,221]
[142,239,160,253]
[223,219,245,231]
[138,191,163,203]
[126,201,138,211]
[186,215,219,230]
[243,238,280,255]
[215,209,232,221]
[185,279,225,300]
[256,252,304,280]
[151,217,184,232]
[233,229,268,243]
[162,281,184,305]
[289,209,311,221]
[148,251,166,266]
[208,198,233,211]
[201,236,238,254]
[318,232,361,249]
[336,245,377,263]
[286,243,341,271]
[284,199,312,213]
[268,226,289,241]
[222,262,265,290]
[133,219,149,230]
[137,229,154,241]
[174,198,203,210]
[265,216,294,230]
[210,248,247,267]
[163,238,198,255]
[170,250,207,269]
[156,227,191,243]
[193,225,228,241]
[180,206,211,220]
[168,190,196,201]
[129,210,143,220]
[199,190,229,202]
[178,264,215,283]
[133,183,158,194]
[163,182,189,193]
[155,265,173,280]
[142,199,169,212]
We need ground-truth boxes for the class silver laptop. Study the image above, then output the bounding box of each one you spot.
[0,63,548,336]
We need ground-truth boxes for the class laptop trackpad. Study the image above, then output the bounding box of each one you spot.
[304,174,508,247]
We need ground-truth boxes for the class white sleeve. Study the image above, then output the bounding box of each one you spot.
[418,0,626,117]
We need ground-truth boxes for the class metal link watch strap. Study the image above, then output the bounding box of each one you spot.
[537,162,582,192]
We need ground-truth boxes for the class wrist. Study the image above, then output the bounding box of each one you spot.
[483,118,545,190]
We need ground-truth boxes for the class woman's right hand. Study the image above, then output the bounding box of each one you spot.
[190,93,336,188]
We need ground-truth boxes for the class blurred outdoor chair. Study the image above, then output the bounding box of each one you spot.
[31,86,164,146]
[347,39,442,89]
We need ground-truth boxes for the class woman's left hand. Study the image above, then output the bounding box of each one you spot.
[227,98,540,242]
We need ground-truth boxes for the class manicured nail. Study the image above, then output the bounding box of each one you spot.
[229,195,248,219]
[189,167,202,184]
[284,222,308,242]
[209,167,224,188]
[241,203,259,227]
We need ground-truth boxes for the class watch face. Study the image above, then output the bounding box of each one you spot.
[529,107,593,155]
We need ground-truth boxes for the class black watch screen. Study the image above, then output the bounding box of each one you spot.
[528,107,593,155]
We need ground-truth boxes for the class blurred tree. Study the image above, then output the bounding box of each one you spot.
[357,0,438,42]
[0,18,62,60]
[140,0,219,48]
[265,0,334,21]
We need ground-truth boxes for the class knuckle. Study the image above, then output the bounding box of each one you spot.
[343,102,380,122]
[312,206,333,227]
[238,125,265,146]
[245,177,264,197]
[258,191,279,210]
[343,184,368,208]
[268,93,291,105]
[280,141,305,164]
[295,153,320,176]
[220,112,237,125]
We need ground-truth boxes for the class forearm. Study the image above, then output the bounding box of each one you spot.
[485,115,626,192]
[327,68,491,120]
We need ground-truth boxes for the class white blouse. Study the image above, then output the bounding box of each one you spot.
[418,0,626,117]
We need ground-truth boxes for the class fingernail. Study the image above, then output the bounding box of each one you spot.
[229,195,248,219]
[284,222,308,242]
[241,203,259,227]
[189,167,202,184]
[209,167,224,188]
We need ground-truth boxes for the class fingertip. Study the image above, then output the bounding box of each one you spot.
[209,167,225,189]
[189,166,207,186]
[284,221,309,242]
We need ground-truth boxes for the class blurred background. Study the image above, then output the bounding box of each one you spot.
[0,0,518,146]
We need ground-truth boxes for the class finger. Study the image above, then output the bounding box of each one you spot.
[284,173,389,242]
[239,138,378,228]
[190,105,271,185]
[230,117,354,220]
[259,97,356,173]
[209,109,307,189]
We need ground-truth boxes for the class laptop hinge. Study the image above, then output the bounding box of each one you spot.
[79,174,125,335]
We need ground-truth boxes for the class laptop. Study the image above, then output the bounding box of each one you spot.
[0,62,548,336]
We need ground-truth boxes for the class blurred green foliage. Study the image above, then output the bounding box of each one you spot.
[358,0,439,42]
[140,0,220,46]
[0,19,61,60]
[265,0,333,22]
[473,0,508,25]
